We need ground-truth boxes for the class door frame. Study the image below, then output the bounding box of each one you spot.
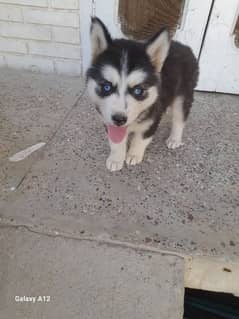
[79,0,93,74]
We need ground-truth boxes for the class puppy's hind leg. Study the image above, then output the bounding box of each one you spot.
[166,95,192,149]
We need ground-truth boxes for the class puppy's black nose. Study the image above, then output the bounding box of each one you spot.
[112,113,127,126]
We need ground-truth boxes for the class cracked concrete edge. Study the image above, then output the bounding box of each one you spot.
[1,217,239,296]
[185,257,239,296]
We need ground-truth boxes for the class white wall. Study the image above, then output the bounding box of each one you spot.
[0,0,82,75]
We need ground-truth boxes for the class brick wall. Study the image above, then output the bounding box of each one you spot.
[0,0,82,75]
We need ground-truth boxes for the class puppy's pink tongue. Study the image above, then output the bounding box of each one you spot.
[107,125,127,144]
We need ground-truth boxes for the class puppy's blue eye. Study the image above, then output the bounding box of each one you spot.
[102,83,112,92]
[98,82,115,97]
[133,87,144,96]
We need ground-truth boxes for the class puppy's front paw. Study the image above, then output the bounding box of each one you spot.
[106,155,124,171]
[126,152,144,166]
[166,136,184,149]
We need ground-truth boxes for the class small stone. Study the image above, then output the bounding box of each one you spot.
[229,240,235,246]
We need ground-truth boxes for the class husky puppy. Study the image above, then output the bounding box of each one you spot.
[87,17,199,171]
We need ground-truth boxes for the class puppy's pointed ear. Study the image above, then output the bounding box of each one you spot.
[90,17,112,62]
[146,28,170,72]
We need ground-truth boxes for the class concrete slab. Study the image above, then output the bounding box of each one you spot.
[0,227,184,319]
[1,69,238,258]
[0,69,83,200]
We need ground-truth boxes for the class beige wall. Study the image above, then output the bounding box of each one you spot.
[0,0,82,75]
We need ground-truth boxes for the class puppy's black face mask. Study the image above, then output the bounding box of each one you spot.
[86,17,170,128]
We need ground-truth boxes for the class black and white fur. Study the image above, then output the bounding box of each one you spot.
[87,17,199,171]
